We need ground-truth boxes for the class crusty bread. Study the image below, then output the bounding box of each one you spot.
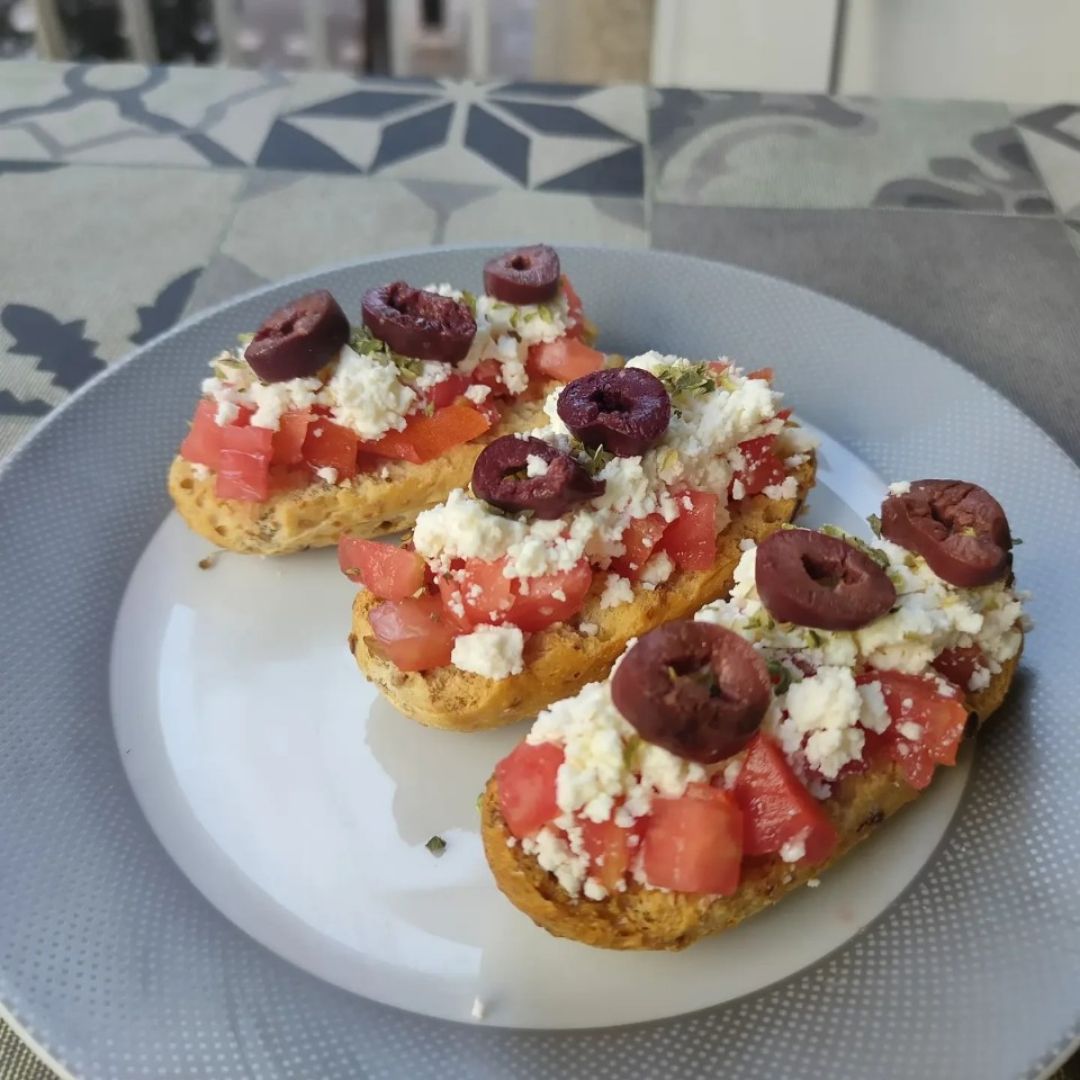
[481,646,1021,951]
[349,457,816,731]
[168,391,553,555]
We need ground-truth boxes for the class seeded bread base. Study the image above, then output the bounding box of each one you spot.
[348,457,816,731]
[481,646,1021,951]
[167,390,554,556]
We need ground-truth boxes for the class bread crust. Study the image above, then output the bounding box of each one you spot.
[168,391,553,556]
[349,458,816,731]
[481,646,1021,951]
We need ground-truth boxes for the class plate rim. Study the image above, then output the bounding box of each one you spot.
[1,244,1077,1080]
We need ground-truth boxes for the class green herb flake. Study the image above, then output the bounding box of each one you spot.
[236,332,255,347]
[821,523,889,569]
[622,736,641,772]
[425,835,447,857]
[1012,537,1024,546]
[766,659,792,695]
[653,361,716,406]
[460,289,478,316]
[867,513,882,538]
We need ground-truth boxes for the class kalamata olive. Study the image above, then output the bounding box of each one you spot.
[362,282,476,364]
[244,290,349,383]
[483,244,561,305]
[881,480,1011,588]
[611,621,771,764]
[471,435,604,519]
[556,368,671,458]
[755,529,896,631]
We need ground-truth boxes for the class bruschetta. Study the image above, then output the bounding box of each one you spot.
[480,481,1026,949]
[169,245,605,555]
[346,353,817,730]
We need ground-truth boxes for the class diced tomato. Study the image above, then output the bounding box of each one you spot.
[368,594,456,672]
[470,359,507,394]
[776,408,792,422]
[427,373,470,411]
[659,490,718,571]
[932,645,986,691]
[734,735,838,864]
[732,435,786,498]
[610,514,669,580]
[271,410,311,467]
[302,418,359,480]
[477,399,502,426]
[457,558,515,625]
[434,575,473,634]
[215,425,273,502]
[495,741,564,839]
[579,814,643,892]
[365,402,491,464]
[526,338,605,382]
[708,360,731,377]
[338,537,425,600]
[747,367,774,382]
[506,559,593,632]
[179,398,224,468]
[561,275,585,337]
[268,464,313,493]
[856,671,970,790]
[642,783,743,895]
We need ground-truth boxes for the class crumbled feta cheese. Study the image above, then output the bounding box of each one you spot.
[779,834,807,863]
[731,479,746,500]
[857,680,891,734]
[579,622,599,637]
[215,399,240,426]
[763,475,800,501]
[321,346,416,440]
[600,574,634,610]
[314,466,339,484]
[888,480,912,495]
[583,877,608,901]
[780,666,866,780]
[898,721,924,741]
[723,758,743,789]
[639,551,674,587]
[807,877,821,888]
[464,383,492,404]
[450,624,525,679]
[522,826,590,897]
[413,361,453,392]
[413,488,526,567]
[190,463,211,481]
[526,454,550,478]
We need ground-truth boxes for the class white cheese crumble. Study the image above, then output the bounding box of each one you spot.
[526,454,550,478]
[190,463,211,481]
[639,550,675,587]
[888,480,912,495]
[579,622,599,637]
[314,466,339,484]
[450,624,525,679]
[762,475,799,501]
[322,346,416,440]
[465,383,491,404]
[898,721,924,741]
[599,574,634,610]
[779,834,808,863]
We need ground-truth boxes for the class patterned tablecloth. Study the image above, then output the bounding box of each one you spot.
[1,61,1079,1079]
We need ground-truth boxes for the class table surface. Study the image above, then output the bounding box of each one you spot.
[1,61,1078,1080]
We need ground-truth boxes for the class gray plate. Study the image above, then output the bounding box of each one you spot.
[1,247,1078,1080]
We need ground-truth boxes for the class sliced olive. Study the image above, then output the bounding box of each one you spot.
[611,621,771,764]
[483,244,561,305]
[755,529,896,631]
[471,435,604,519]
[556,368,671,458]
[361,282,476,364]
[244,290,349,383]
[881,480,1011,588]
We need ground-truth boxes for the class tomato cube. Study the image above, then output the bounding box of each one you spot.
[659,490,718,571]
[179,398,224,469]
[215,425,273,502]
[610,514,669,580]
[366,402,491,465]
[526,338,605,382]
[368,595,456,672]
[495,741,564,839]
[271,410,311,467]
[338,537,426,600]
[642,783,743,895]
[303,418,359,480]
[732,435,786,498]
[734,735,838,864]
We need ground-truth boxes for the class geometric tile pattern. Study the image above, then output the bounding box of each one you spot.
[650,89,1055,214]
[257,77,646,196]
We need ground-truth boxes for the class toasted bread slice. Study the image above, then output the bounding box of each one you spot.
[481,647,1020,951]
[168,392,553,556]
[348,457,816,731]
